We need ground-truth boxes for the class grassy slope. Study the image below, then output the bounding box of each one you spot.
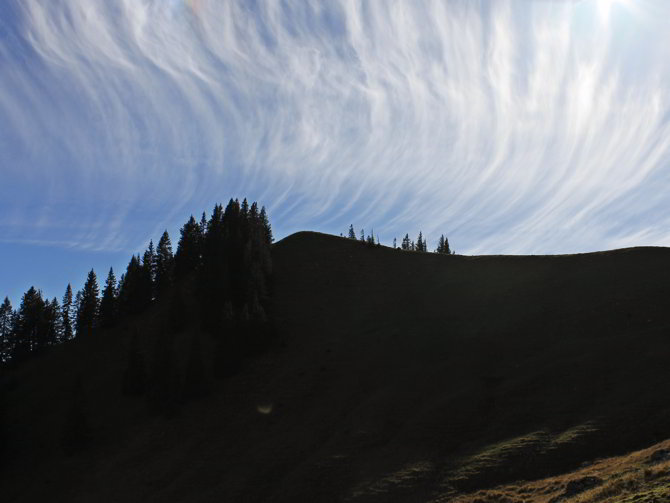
[2,231,670,502]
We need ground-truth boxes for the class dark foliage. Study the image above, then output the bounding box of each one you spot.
[0,297,13,363]
[147,330,180,417]
[75,269,99,336]
[174,215,203,279]
[98,267,119,329]
[155,230,174,297]
[60,376,90,456]
[182,333,208,402]
[61,285,74,342]
[122,332,146,397]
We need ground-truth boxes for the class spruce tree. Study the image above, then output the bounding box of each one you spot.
[142,240,156,302]
[259,206,273,245]
[175,215,202,278]
[348,225,356,239]
[14,287,45,360]
[76,270,99,336]
[61,284,74,342]
[155,231,174,296]
[43,297,63,346]
[98,267,118,329]
[0,297,13,362]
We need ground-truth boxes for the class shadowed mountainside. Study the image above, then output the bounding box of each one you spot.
[2,231,670,502]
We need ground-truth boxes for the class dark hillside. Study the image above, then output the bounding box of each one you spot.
[2,231,670,502]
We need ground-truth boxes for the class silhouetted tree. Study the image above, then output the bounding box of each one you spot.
[43,297,63,346]
[260,206,273,244]
[122,332,146,397]
[393,237,397,249]
[416,232,425,252]
[348,225,356,239]
[436,234,452,254]
[0,297,13,363]
[76,270,99,336]
[98,268,118,329]
[142,240,156,301]
[155,231,174,297]
[61,375,90,455]
[360,229,365,242]
[61,284,74,342]
[366,229,375,246]
[118,255,146,316]
[175,215,202,278]
[401,234,411,250]
[13,287,45,360]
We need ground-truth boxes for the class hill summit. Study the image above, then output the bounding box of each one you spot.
[2,231,670,502]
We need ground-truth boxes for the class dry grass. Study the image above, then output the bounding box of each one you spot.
[445,439,670,503]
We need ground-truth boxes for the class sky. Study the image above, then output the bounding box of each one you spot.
[2,0,670,304]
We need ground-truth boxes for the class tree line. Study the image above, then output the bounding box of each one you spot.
[0,198,274,366]
[346,225,454,254]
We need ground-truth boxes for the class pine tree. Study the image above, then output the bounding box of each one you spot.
[360,229,365,242]
[155,231,174,297]
[0,297,13,362]
[393,237,397,249]
[61,284,74,342]
[98,267,118,329]
[348,225,356,239]
[259,206,273,245]
[142,240,156,302]
[14,287,45,360]
[175,215,202,278]
[416,231,426,251]
[401,234,411,250]
[43,297,63,346]
[76,270,99,336]
[436,234,451,254]
[118,255,146,316]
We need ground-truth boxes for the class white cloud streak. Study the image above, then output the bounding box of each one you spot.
[2,0,670,254]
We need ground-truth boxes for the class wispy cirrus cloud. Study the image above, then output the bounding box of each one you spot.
[1,0,670,256]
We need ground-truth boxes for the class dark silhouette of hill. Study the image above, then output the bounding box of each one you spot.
[1,231,670,502]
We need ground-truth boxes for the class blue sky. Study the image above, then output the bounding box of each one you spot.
[2,0,670,304]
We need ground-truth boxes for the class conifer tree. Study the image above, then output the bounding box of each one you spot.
[14,287,45,360]
[416,231,425,252]
[393,237,397,249]
[98,268,118,329]
[175,215,202,278]
[436,234,452,254]
[76,270,99,336]
[401,234,411,250]
[61,284,74,342]
[155,230,174,296]
[0,297,13,362]
[142,240,156,302]
[348,225,356,239]
[43,297,63,346]
[360,229,365,242]
[259,206,273,245]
